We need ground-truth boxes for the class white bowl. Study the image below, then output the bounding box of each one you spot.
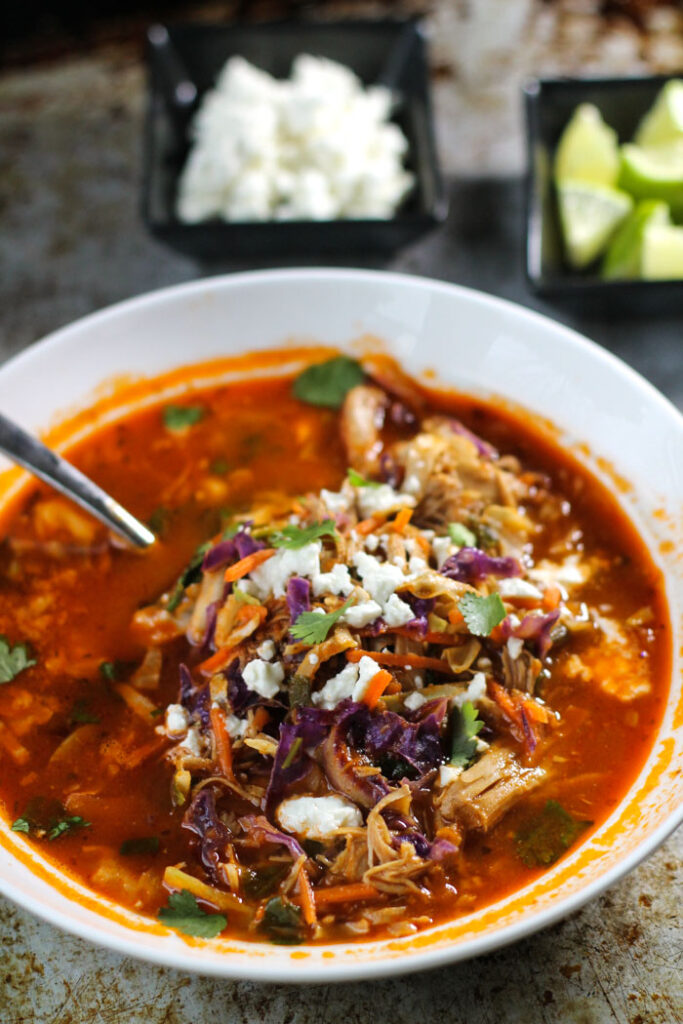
[0,269,680,982]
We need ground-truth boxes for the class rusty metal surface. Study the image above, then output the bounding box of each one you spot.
[0,1,681,1021]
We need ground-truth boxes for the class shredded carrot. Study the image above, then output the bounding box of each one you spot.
[355,513,387,536]
[210,706,234,778]
[362,669,394,709]
[392,507,412,534]
[312,882,379,908]
[199,646,235,674]
[223,547,275,583]
[297,865,317,927]
[163,865,248,916]
[251,706,270,732]
[346,649,454,674]
[489,624,507,644]
[448,608,465,626]
[522,696,551,724]
[542,584,562,611]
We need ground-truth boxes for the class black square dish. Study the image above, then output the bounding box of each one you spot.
[524,74,683,315]
[142,19,447,261]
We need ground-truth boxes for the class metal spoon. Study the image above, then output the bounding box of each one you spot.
[0,413,155,549]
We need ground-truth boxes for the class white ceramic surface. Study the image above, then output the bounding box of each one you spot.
[0,269,680,982]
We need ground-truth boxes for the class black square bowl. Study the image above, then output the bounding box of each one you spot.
[142,18,447,261]
[524,74,683,315]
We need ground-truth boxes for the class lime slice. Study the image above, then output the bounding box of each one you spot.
[634,79,683,147]
[554,104,620,187]
[618,143,683,218]
[557,180,633,269]
[642,223,683,279]
[601,199,670,279]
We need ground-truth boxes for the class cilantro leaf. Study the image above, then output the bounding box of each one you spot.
[458,592,506,637]
[448,522,477,548]
[70,699,100,725]
[158,889,227,938]
[449,701,484,768]
[48,816,90,841]
[99,661,120,682]
[290,596,354,645]
[0,636,36,684]
[119,836,160,856]
[11,816,30,834]
[270,519,337,550]
[515,800,592,868]
[293,356,364,409]
[261,896,303,945]
[166,542,210,612]
[347,468,381,489]
[163,405,204,432]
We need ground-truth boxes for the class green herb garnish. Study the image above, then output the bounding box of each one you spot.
[149,707,165,718]
[157,889,227,938]
[233,587,259,606]
[11,816,30,834]
[293,356,364,409]
[270,519,337,550]
[458,592,506,637]
[448,522,477,548]
[0,636,36,684]
[48,816,90,841]
[261,896,303,945]
[290,596,354,645]
[69,699,100,725]
[99,661,119,682]
[449,701,484,768]
[347,468,382,489]
[163,404,204,432]
[166,541,211,612]
[120,836,160,857]
[243,865,289,900]
[515,800,592,868]
[281,737,302,770]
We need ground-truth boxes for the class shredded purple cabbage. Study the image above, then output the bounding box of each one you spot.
[225,658,256,715]
[346,698,447,777]
[182,787,233,885]
[202,526,265,572]
[199,600,219,655]
[402,593,435,636]
[264,709,332,814]
[448,419,498,460]
[441,547,522,584]
[286,576,311,621]
[514,609,560,659]
[178,663,210,729]
[238,814,306,861]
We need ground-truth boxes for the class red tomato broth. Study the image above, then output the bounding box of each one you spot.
[0,358,670,943]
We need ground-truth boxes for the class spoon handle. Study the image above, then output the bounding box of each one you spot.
[0,413,155,549]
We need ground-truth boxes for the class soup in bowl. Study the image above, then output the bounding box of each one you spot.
[0,270,679,981]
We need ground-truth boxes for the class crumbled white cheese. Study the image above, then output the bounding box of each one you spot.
[452,672,488,708]
[277,794,362,839]
[355,483,415,520]
[408,555,428,575]
[256,638,276,661]
[382,593,415,628]
[506,636,524,659]
[352,655,383,701]
[165,703,189,737]
[432,536,455,569]
[341,599,382,628]
[438,764,463,787]
[248,541,321,599]
[177,55,414,224]
[312,562,354,597]
[363,533,380,552]
[308,653,319,666]
[225,714,249,740]
[242,658,285,698]
[401,473,422,496]
[312,655,380,708]
[352,551,404,605]
[179,724,203,757]
[496,578,543,599]
[321,488,353,516]
[404,691,426,711]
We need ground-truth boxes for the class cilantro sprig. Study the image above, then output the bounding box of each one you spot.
[157,889,227,938]
[260,896,303,945]
[163,404,204,432]
[290,596,354,645]
[293,356,364,409]
[347,468,382,489]
[11,803,90,841]
[269,519,337,550]
[515,801,592,868]
[449,701,484,768]
[458,592,506,637]
[0,636,36,684]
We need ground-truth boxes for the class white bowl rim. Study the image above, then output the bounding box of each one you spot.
[0,266,680,983]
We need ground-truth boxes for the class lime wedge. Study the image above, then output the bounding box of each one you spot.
[618,143,683,218]
[554,103,620,187]
[601,199,670,279]
[642,223,683,279]
[634,79,683,147]
[557,180,633,269]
